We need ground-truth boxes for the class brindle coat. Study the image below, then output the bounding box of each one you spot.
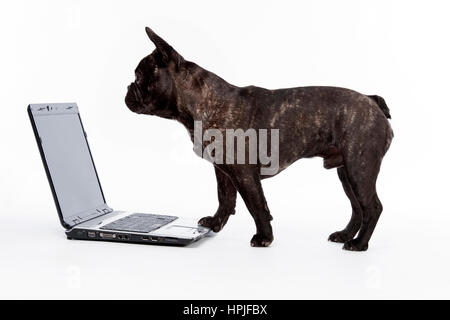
[125,27,394,251]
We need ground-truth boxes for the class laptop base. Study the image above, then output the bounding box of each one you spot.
[66,228,199,246]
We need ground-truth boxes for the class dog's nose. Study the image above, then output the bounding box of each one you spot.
[125,84,135,104]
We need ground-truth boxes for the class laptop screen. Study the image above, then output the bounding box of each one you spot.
[30,104,106,225]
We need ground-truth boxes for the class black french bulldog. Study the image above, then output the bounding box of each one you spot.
[125,27,393,251]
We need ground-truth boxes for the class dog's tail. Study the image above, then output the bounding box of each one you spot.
[368,95,391,119]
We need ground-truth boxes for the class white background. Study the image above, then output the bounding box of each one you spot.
[1,0,449,299]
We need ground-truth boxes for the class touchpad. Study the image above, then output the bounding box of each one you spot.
[160,225,206,237]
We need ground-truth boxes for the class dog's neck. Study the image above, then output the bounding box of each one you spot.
[171,61,237,137]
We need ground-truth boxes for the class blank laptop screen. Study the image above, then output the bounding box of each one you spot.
[33,109,105,220]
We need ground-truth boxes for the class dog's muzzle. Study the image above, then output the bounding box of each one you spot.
[125,83,144,113]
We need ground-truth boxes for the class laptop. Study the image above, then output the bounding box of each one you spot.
[28,102,210,246]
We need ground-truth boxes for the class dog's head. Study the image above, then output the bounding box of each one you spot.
[125,27,184,118]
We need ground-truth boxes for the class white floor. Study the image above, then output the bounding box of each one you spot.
[2,184,449,299]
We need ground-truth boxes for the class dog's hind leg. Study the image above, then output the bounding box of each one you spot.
[341,157,384,251]
[198,166,237,232]
[328,167,363,243]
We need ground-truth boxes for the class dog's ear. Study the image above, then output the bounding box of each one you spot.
[145,27,184,68]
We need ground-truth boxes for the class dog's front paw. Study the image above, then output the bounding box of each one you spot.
[198,215,228,233]
[343,239,368,251]
[250,234,273,247]
[328,231,353,243]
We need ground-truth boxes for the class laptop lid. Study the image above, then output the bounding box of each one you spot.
[28,103,112,229]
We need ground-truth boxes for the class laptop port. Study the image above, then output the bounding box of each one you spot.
[140,236,159,242]
[117,234,130,240]
[87,231,96,238]
[99,232,116,239]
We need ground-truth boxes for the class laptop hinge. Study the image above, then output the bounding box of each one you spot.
[66,205,114,227]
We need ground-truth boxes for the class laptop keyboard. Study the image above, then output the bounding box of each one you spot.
[100,213,178,233]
